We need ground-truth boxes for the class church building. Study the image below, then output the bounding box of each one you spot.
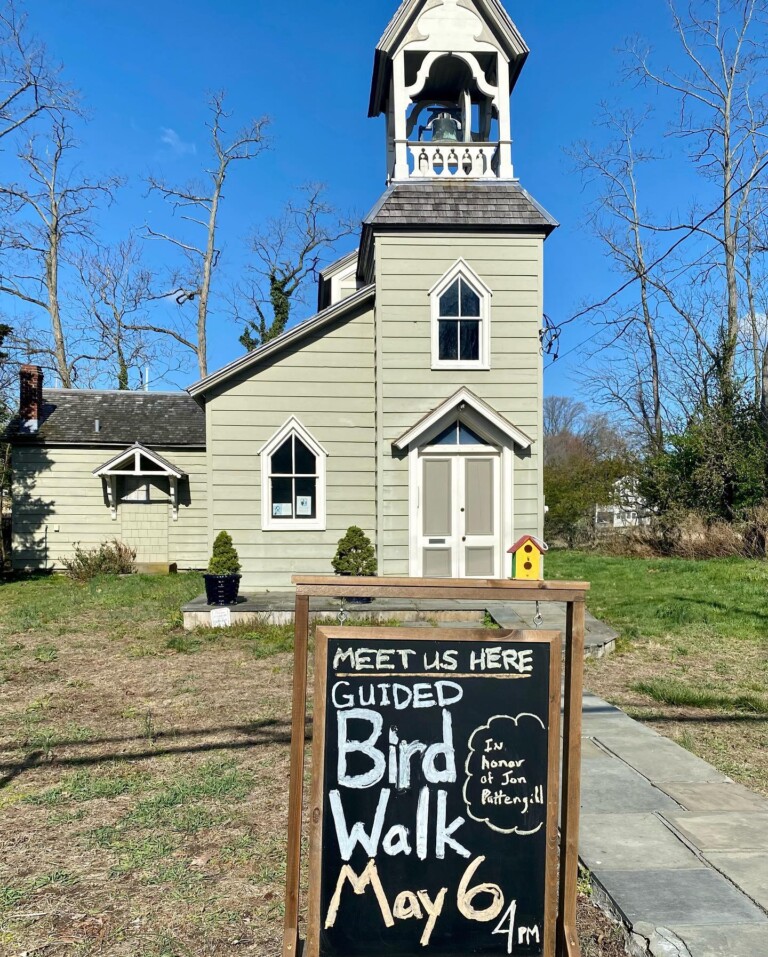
[7,0,556,589]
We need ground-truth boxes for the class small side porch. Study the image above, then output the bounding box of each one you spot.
[181,591,617,658]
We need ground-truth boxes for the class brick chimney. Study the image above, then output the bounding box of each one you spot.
[19,364,44,433]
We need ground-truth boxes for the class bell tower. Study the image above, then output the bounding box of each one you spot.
[369,0,528,183]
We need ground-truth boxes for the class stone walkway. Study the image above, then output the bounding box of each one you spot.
[182,593,619,656]
[580,693,768,957]
[488,600,618,656]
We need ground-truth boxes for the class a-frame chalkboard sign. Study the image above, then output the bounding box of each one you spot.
[282,577,590,957]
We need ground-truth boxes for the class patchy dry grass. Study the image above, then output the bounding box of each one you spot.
[547,552,768,796]
[0,571,626,955]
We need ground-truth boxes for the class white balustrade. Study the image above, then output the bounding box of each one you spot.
[406,141,499,180]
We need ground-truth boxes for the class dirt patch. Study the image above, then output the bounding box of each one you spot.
[577,893,630,957]
[0,575,629,955]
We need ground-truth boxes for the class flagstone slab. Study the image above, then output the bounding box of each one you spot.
[590,867,768,927]
[579,756,680,814]
[671,923,768,957]
[705,851,768,909]
[664,811,768,853]
[580,813,702,871]
[596,735,729,784]
[659,782,768,813]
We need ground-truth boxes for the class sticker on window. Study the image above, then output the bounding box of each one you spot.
[273,503,293,518]
[296,496,313,517]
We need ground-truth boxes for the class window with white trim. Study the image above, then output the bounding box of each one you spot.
[430,260,491,370]
[260,419,327,531]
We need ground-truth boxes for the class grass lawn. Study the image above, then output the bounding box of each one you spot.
[0,572,627,956]
[547,552,768,796]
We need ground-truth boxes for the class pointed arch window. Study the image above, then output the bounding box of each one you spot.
[259,418,328,531]
[430,260,491,370]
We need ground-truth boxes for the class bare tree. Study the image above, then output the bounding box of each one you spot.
[236,184,357,351]
[543,395,626,466]
[737,177,768,438]
[571,1,768,449]
[573,110,667,452]
[0,0,75,145]
[628,0,768,406]
[137,92,270,377]
[543,395,585,437]
[0,119,121,386]
[72,236,162,390]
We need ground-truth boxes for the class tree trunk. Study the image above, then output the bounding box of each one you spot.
[46,211,71,388]
[197,168,225,379]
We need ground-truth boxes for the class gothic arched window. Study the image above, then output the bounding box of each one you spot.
[259,418,327,531]
[430,260,491,369]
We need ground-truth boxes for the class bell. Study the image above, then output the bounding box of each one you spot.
[431,113,460,142]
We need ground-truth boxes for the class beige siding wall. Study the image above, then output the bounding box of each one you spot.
[205,307,376,590]
[166,449,209,568]
[375,233,545,576]
[11,445,207,570]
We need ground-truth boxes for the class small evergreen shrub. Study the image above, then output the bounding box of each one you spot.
[208,531,241,575]
[62,539,137,581]
[332,526,377,576]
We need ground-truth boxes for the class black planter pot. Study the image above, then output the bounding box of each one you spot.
[337,573,375,604]
[204,573,242,606]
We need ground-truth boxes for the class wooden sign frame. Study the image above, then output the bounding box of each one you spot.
[282,576,590,957]
[307,626,562,957]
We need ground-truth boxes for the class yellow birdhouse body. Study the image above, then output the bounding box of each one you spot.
[508,535,548,580]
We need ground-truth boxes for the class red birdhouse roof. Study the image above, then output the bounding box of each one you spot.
[507,535,548,555]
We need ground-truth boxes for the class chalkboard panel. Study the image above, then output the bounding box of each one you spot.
[307,627,562,957]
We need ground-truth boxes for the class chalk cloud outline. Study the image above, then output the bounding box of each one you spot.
[463,713,546,836]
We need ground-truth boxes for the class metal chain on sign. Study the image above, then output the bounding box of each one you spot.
[533,601,543,628]
[337,599,348,626]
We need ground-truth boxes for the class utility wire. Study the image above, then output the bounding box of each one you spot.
[545,154,768,369]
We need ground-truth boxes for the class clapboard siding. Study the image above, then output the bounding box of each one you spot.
[11,445,208,570]
[205,307,377,590]
[376,232,544,575]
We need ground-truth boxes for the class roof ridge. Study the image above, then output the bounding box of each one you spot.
[43,388,192,397]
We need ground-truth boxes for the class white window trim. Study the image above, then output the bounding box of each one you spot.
[259,417,328,532]
[429,258,492,371]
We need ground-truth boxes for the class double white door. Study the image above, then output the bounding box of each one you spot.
[419,454,500,578]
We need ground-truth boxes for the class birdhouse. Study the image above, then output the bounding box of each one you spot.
[508,535,548,581]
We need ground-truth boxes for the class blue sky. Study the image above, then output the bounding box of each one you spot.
[12,0,694,393]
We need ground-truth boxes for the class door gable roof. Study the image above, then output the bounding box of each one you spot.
[393,387,533,450]
[93,442,187,478]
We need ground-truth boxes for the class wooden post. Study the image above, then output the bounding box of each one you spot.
[557,598,585,957]
[282,593,310,957]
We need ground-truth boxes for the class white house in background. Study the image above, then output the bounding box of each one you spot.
[594,478,653,531]
[7,0,557,589]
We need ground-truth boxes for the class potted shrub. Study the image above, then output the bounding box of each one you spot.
[332,526,377,603]
[204,531,242,606]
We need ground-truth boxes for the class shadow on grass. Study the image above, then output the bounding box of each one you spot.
[0,718,290,753]
[628,711,768,725]
[657,594,768,627]
[0,717,312,790]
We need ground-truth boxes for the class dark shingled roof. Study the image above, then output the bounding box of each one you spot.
[6,390,206,447]
[358,181,558,282]
[366,181,558,230]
